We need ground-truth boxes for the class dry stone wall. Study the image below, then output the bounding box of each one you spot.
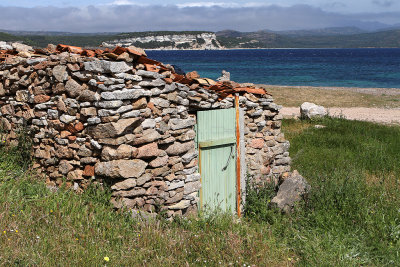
[0,48,291,218]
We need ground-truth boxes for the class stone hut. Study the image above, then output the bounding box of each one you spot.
[0,44,291,218]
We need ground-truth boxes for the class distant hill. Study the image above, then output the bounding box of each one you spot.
[0,32,26,43]
[216,29,400,48]
[1,28,400,49]
[273,27,367,36]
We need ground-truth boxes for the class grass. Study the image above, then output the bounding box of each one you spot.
[1,118,400,266]
[263,86,400,108]
[279,118,400,266]
[0,137,290,266]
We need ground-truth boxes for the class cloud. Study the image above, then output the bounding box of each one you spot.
[0,4,398,33]
[372,0,394,7]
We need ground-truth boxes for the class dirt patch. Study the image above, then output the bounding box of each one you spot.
[282,107,400,125]
[258,85,400,108]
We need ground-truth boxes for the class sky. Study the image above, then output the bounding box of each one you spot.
[0,0,400,32]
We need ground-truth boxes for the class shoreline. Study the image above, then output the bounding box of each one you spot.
[145,47,400,51]
[257,84,400,96]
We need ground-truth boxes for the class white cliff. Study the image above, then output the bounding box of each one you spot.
[102,33,224,50]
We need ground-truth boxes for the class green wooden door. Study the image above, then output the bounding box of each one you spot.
[197,108,237,213]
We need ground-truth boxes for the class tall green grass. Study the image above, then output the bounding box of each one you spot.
[0,131,290,266]
[274,118,400,266]
[1,118,399,266]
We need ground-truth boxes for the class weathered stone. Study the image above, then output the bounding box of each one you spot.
[132,97,147,109]
[84,60,131,73]
[77,145,92,157]
[112,188,146,198]
[271,170,311,213]
[34,148,51,159]
[168,200,190,210]
[78,90,98,102]
[142,119,155,129]
[52,65,68,82]
[136,70,161,79]
[97,100,123,109]
[83,165,95,176]
[95,159,147,179]
[166,141,194,156]
[185,173,201,183]
[149,155,169,168]
[59,160,74,175]
[138,78,165,87]
[55,146,74,159]
[101,89,151,100]
[300,102,327,119]
[87,118,141,138]
[168,118,195,130]
[111,179,137,190]
[151,166,170,177]
[137,173,152,186]
[168,180,184,191]
[250,138,264,149]
[133,129,161,145]
[67,170,84,180]
[16,90,29,102]
[65,79,83,98]
[136,143,160,159]
[0,83,5,96]
[184,181,201,195]
[34,95,51,104]
[60,114,76,124]
[81,107,97,116]
[165,191,184,204]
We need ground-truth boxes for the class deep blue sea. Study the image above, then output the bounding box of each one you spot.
[146,48,400,88]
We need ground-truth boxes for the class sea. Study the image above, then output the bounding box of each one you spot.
[146,48,400,89]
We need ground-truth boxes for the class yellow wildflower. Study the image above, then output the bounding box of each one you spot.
[104,256,110,262]
[15,230,18,233]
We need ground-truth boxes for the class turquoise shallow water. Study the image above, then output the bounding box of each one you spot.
[146,48,400,88]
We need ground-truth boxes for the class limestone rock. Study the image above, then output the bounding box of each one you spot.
[65,79,83,98]
[166,141,194,156]
[87,118,141,138]
[184,181,201,195]
[84,60,132,73]
[168,118,195,130]
[111,179,137,190]
[53,65,68,82]
[271,170,310,213]
[136,143,160,159]
[168,200,190,210]
[95,159,147,179]
[300,102,327,119]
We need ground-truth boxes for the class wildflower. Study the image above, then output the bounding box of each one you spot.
[15,230,18,233]
[3,231,5,234]
[104,256,110,262]
[50,210,53,213]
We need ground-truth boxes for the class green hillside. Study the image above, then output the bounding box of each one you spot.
[0,32,25,43]
[1,29,400,49]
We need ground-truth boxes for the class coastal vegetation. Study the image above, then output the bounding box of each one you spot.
[1,117,399,266]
